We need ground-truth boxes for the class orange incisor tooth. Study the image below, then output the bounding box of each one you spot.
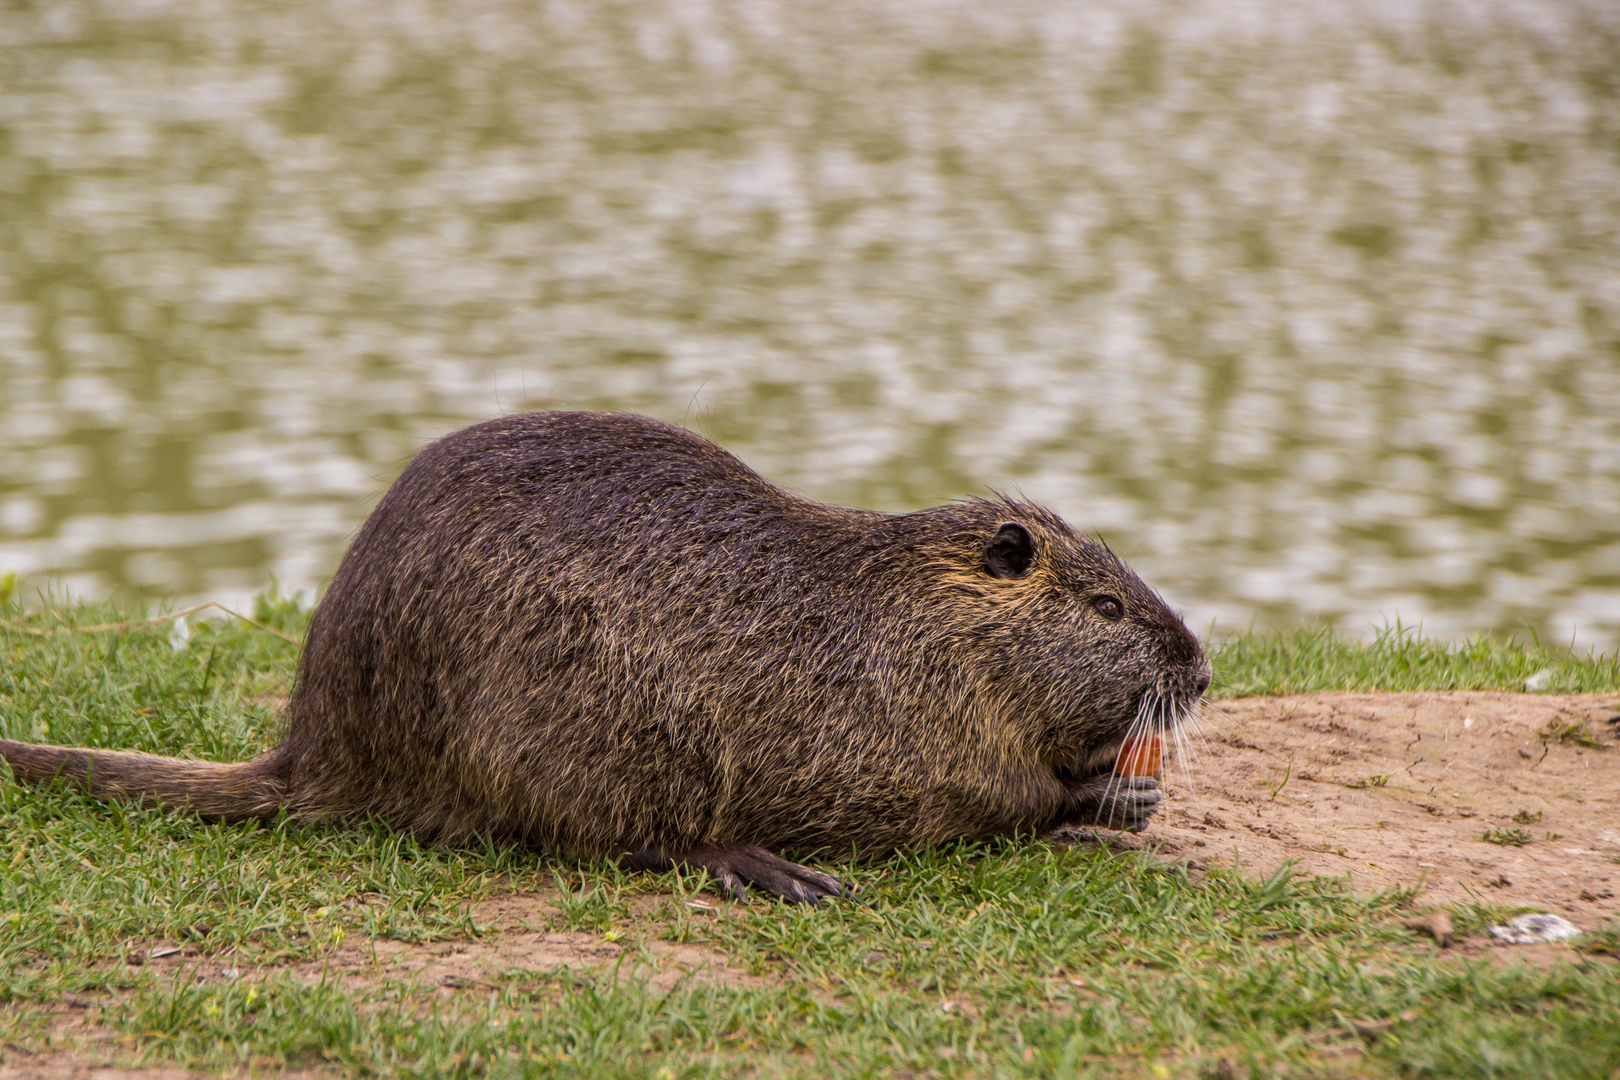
[1116,736,1162,777]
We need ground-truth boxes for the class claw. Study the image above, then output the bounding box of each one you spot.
[622,842,849,905]
[722,872,749,903]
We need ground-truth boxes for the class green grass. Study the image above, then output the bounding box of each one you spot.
[2,597,1618,1078]
[1211,623,1620,697]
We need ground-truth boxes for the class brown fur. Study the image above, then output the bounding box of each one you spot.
[1,412,1209,900]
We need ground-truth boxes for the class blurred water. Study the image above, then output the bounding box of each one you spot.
[1,0,1618,645]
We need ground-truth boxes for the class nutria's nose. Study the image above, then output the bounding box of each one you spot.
[1194,671,1211,697]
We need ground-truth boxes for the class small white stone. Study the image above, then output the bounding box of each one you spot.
[1489,913,1581,945]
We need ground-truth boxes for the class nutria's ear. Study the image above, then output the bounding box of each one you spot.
[984,522,1036,579]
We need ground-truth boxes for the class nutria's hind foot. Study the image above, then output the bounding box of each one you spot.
[1066,774,1164,832]
[623,842,849,905]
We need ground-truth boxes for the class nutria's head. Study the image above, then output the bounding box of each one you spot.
[922,499,1210,770]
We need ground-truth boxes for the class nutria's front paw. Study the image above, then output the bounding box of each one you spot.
[1066,774,1164,832]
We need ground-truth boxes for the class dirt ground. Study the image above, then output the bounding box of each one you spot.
[3,692,1616,1079]
[0,1060,218,1080]
[1132,691,1620,923]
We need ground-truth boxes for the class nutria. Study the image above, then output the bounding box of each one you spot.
[0,411,1210,903]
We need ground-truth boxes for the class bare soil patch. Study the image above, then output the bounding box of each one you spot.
[0,1000,330,1080]
[119,892,756,999]
[305,892,759,995]
[1133,692,1620,924]
[0,1055,332,1080]
[0,1057,205,1080]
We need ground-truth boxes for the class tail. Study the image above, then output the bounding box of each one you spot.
[0,739,288,821]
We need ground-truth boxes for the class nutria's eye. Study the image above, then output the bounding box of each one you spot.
[984,522,1036,579]
[1092,596,1124,621]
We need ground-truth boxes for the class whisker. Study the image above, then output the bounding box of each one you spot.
[1177,696,1221,809]
[1097,694,1152,828]
[1170,699,1201,806]
[1161,694,1193,806]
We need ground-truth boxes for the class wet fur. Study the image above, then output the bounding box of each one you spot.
[1,412,1209,892]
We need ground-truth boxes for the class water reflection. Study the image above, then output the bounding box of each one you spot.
[1,0,1618,645]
